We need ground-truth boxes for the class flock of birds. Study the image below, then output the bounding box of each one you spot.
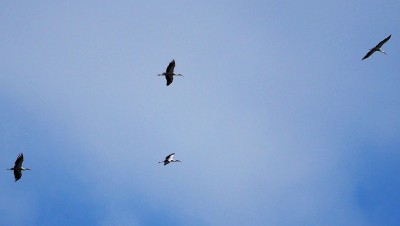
[6,34,392,182]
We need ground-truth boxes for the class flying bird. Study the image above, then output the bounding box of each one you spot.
[159,153,181,166]
[158,59,183,86]
[362,35,391,60]
[7,153,30,182]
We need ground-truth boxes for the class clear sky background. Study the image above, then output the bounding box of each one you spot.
[0,1,399,225]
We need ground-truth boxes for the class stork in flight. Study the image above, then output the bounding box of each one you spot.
[158,59,183,86]
[159,153,181,166]
[7,153,30,182]
[362,35,391,60]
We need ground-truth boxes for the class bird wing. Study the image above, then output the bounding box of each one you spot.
[14,153,24,168]
[166,75,173,86]
[166,153,175,161]
[166,60,175,73]
[14,169,22,181]
[362,49,375,60]
[376,35,391,49]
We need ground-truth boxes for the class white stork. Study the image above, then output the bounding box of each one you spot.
[7,153,30,182]
[362,35,391,60]
[159,153,181,166]
[158,59,183,86]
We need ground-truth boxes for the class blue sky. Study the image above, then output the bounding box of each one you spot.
[1,1,399,225]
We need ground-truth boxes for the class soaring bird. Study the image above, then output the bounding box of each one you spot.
[7,153,30,182]
[158,59,183,86]
[362,35,391,60]
[159,153,181,166]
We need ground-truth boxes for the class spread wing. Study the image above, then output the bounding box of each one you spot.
[376,35,391,49]
[14,170,22,181]
[14,153,24,168]
[166,60,175,73]
[362,49,375,60]
[166,153,175,161]
[166,75,173,86]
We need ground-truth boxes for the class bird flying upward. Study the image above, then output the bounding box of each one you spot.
[158,153,181,166]
[7,153,30,182]
[158,59,183,86]
[362,35,391,60]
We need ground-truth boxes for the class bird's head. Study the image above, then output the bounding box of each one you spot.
[25,168,31,170]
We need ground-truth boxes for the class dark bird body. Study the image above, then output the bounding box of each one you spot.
[362,35,391,60]
[7,153,30,182]
[158,60,183,86]
[159,153,181,166]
